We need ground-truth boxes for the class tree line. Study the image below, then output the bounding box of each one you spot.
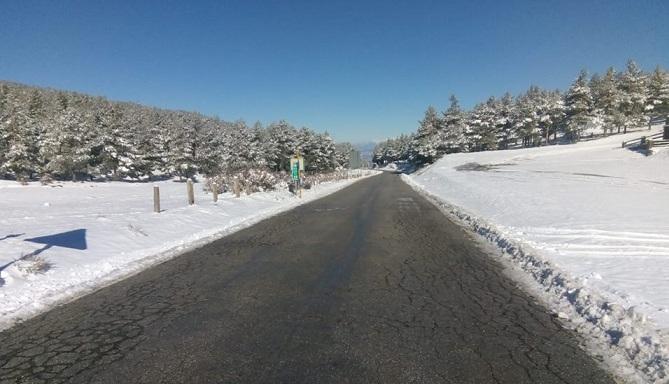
[0,81,356,182]
[374,61,669,166]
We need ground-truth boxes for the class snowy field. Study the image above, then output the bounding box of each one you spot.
[0,171,376,331]
[404,127,669,382]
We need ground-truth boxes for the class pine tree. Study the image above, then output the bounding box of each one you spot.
[564,70,593,141]
[196,118,225,175]
[244,121,266,167]
[0,84,10,172]
[265,121,297,171]
[496,93,516,149]
[646,66,669,117]
[618,60,647,133]
[514,90,537,147]
[1,108,39,180]
[307,132,337,171]
[535,89,564,144]
[166,112,200,180]
[335,142,354,168]
[410,106,441,164]
[468,97,498,151]
[592,68,623,134]
[91,104,139,179]
[41,108,92,180]
[439,95,466,153]
[137,110,170,179]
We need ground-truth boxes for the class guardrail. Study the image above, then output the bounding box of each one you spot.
[648,139,669,148]
[649,116,667,125]
[622,132,663,148]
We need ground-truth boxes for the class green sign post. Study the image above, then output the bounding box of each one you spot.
[291,162,299,180]
[289,154,304,198]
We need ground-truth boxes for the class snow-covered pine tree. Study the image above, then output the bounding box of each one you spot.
[0,84,11,173]
[41,107,92,180]
[1,107,39,180]
[166,112,200,180]
[305,132,337,171]
[373,135,412,166]
[534,88,564,144]
[515,86,547,147]
[439,95,467,154]
[237,120,262,167]
[196,118,225,175]
[589,73,605,133]
[646,66,669,118]
[25,89,50,176]
[214,119,262,173]
[243,121,266,168]
[468,97,499,151]
[335,142,354,169]
[264,120,297,172]
[91,103,139,179]
[618,60,647,133]
[591,68,623,135]
[410,106,441,164]
[495,93,516,149]
[294,127,315,165]
[137,109,170,179]
[564,70,593,141]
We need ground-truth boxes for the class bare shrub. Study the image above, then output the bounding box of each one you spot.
[16,255,52,275]
[205,167,283,195]
[39,173,55,185]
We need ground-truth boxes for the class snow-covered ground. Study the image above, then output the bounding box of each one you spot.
[404,127,669,382]
[0,171,376,331]
[377,160,416,173]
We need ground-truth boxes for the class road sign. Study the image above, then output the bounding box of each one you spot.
[290,154,305,197]
[290,155,304,181]
[291,161,299,180]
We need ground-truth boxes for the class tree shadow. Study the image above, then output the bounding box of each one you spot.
[0,229,87,279]
[24,229,87,251]
[0,234,24,242]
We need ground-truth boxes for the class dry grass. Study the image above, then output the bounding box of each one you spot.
[16,255,52,275]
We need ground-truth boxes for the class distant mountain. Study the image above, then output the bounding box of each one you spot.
[354,142,376,162]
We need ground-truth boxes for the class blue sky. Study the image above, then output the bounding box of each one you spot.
[1,0,667,142]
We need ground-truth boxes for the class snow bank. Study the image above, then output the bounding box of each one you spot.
[404,127,669,383]
[0,171,377,330]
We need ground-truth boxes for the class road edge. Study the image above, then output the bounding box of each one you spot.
[400,173,667,384]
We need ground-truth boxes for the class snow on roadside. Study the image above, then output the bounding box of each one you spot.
[403,127,669,383]
[0,171,377,331]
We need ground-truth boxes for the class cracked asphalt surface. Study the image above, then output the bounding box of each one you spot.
[0,173,616,383]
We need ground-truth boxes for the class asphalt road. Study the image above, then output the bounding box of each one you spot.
[0,173,615,383]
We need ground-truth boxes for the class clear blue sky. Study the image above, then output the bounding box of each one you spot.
[1,0,667,143]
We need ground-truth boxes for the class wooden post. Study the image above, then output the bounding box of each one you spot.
[212,183,218,203]
[153,185,160,213]
[233,179,240,198]
[187,179,195,205]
